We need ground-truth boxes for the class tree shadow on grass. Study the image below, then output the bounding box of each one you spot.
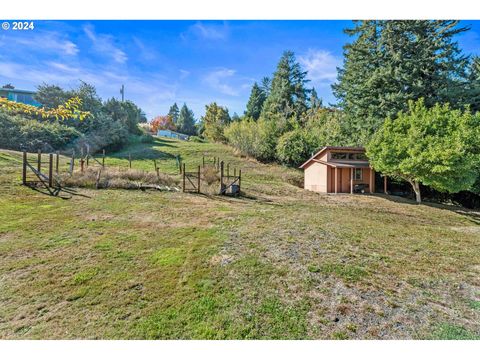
[372,193,480,225]
[184,191,280,207]
[106,139,178,162]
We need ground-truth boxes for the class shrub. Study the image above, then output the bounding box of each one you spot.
[0,110,80,152]
[276,128,315,166]
[224,117,280,161]
[60,167,179,189]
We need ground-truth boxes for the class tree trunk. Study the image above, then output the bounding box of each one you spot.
[410,181,422,203]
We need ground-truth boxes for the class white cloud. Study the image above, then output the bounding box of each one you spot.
[83,24,127,64]
[133,37,157,61]
[179,69,190,80]
[185,22,229,40]
[0,31,78,56]
[203,68,238,96]
[298,49,340,85]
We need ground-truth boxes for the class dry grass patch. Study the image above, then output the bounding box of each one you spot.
[60,167,179,190]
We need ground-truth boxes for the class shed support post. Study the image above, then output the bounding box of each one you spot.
[334,167,338,194]
[350,168,353,194]
[384,176,388,194]
[370,168,374,194]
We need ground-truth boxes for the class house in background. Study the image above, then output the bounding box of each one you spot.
[300,146,383,194]
[0,86,41,107]
[157,129,189,141]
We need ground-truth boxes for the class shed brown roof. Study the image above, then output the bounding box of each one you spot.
[299,146,367,169]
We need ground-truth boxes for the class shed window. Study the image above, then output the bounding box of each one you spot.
[353,168,362,181]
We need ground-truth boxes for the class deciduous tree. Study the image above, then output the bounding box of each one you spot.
[367,99,480,203]
[201,102,231,142]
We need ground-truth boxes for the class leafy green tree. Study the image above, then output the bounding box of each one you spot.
[177,103,196,135]
[104,99,144,135]
[224,117,263,158]
[168,103,180,125]
[201,102,231,142]
[245,82,266,120]
[333,20,470,145]
[367,99,480,203]
[261,50,311,122]
[303,107,349,147]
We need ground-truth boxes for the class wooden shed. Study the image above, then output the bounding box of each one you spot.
[299,146,377,194]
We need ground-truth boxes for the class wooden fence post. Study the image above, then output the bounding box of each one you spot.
[220,161,224,195]
[70,150,75,175]
[55,151,59,174]
[80,158,85,173]
[22,151,27,185]
[37,149,41,173]
[154,159,160,178]
[102,149,105,168]
[128,153,132,169]
[182,163,186,192]
[86,150,89,167]
[197,165,201,194]
[202,156,205,168]
[48,153,53,187]
[239,169,242,194]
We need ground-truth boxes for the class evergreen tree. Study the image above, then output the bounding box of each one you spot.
[260,50,311,122]
[231,112,241,122]
[168,103,180,125]
[333,20,470,145]
[261,76,271,97]
[245,82,266,120]
[309,87,322,110]
[465,56,480,113]
[177,103,196,135]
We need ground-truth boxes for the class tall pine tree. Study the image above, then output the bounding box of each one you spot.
[260,51,311,124]
[332,20,470,145]
[177,103,196,135]
[245,82,266,120]
[168,103,180,125]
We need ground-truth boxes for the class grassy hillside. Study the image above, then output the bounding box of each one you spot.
[0,137,479,339]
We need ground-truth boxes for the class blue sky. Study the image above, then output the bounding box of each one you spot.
[1,20,480,119]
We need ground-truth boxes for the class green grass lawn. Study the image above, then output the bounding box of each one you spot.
[1,137,479,339]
